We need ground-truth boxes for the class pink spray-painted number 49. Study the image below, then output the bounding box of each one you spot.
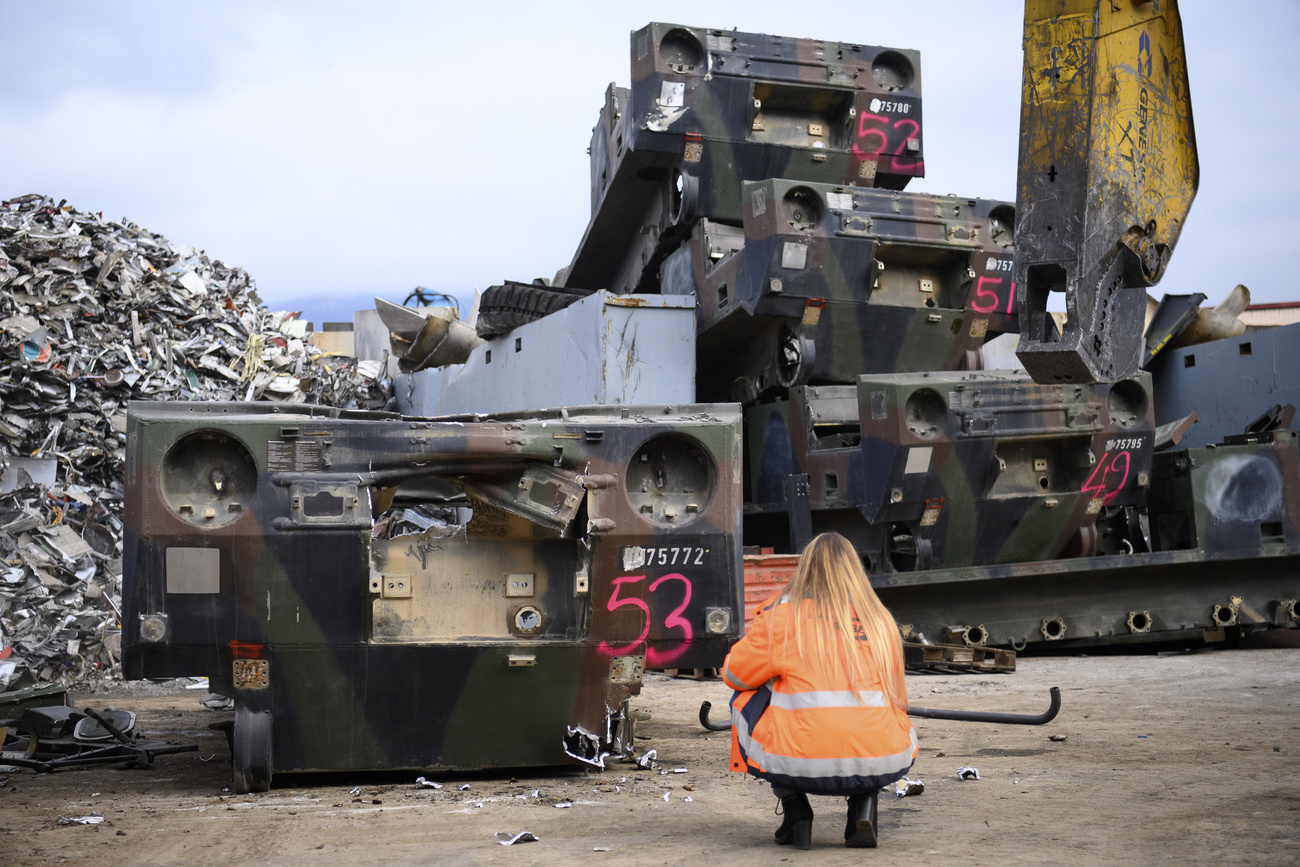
[1081,450,1132,505]
[597,573,694,666]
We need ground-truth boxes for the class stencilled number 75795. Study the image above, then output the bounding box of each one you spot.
[642,546,707,567]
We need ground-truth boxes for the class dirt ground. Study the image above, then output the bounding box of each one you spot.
[2,646,1297,866]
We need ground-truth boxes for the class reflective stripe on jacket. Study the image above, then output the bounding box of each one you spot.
[723,594,917,795]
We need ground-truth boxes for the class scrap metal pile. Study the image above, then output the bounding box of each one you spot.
[0,698,197,774]
[0,194,393,690]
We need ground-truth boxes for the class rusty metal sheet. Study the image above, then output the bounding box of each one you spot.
[1150,322,1300,449]
[396,292,695,417]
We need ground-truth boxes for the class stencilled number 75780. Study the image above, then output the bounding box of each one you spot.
[643,546,707,567]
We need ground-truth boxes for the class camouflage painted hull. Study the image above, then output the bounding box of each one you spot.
[568,23,925,297]
[123,401,743,789]
[858,430,1300,648]
[746,371,1155,567]
[661,183,1017,404]
[743,374,1298,648]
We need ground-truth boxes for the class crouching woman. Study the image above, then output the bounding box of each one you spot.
[723,532,916,850]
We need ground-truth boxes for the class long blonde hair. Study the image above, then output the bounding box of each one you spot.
[775,532,908,710]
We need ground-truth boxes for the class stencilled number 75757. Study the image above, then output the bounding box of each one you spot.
[642,546,707,567]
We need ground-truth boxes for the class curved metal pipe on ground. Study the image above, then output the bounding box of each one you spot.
[698,686,1061,731]
[906,686,1061,725]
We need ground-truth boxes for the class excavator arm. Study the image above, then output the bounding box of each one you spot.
[1013,0,1198,383]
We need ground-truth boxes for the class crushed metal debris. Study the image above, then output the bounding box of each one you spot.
[1,702,197,773]
[895,778,925,797]
[495,831,540,845]
[0,194,395,691]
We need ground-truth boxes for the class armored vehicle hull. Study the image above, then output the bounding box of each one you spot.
[124,401,743,790]
[567,23,925,298]
[661,183,1018,402]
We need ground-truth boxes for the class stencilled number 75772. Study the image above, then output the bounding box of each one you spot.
[642,547,707,567]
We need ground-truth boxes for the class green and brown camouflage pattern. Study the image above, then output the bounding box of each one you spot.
[745,371,1155,570]
[123,401,742,789]
[658,180,1018,402]
[565,22,924,296]
[875,429,1300,649]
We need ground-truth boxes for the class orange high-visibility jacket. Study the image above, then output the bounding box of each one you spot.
[723,594,917,794]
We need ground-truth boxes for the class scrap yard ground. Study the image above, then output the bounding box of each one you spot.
[3,648,1296,865]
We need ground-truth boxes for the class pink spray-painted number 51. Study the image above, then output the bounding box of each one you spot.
[970,276,1018,315]
[597,573,695,666]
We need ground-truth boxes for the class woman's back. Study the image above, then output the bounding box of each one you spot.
[726,594,916,793]
[722,532,918,848]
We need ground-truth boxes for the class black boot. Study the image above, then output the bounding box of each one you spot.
[773,789,813,850]
[844,790,878,848]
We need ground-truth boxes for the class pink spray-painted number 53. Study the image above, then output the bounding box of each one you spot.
[597,573,694,666]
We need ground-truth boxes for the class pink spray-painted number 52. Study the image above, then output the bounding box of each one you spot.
[597,573,695,666]
[852,113,921,159]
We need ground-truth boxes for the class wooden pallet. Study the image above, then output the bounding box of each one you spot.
[903,642,1016,674]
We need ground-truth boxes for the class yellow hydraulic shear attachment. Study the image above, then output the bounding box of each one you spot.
[1013,0,1198,383]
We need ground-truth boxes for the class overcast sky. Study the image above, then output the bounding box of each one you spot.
[3,1,1296,326]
